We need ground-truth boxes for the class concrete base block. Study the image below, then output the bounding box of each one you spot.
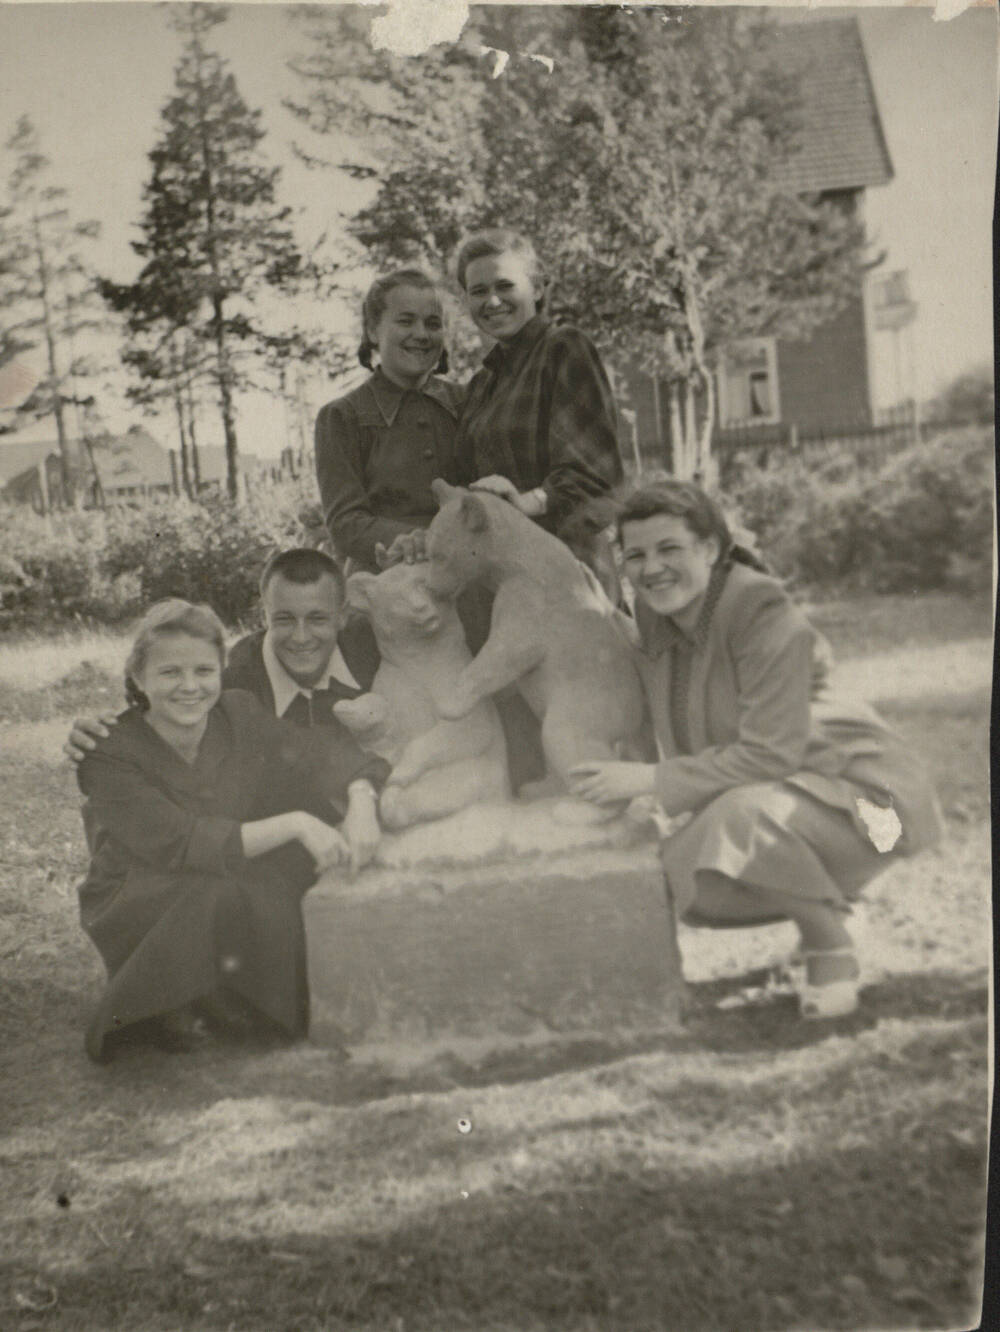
[304,801,683,1052]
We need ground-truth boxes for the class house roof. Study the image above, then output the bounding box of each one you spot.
[0,440,58,487]
[772,18,893,194]
[92,428,173,489]
[1,427,269,497]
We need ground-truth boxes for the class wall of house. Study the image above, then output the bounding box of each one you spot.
[618,370,673,473]
[772,294,874,433]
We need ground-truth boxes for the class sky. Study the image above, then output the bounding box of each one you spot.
[0,1,996,459]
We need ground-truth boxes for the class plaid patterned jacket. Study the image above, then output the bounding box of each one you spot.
[453,315,623,532]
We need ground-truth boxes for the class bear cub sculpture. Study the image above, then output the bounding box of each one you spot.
[334,562,509,830]
[424,479,647,815]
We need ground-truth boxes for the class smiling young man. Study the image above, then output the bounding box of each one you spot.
[225,548,379,725]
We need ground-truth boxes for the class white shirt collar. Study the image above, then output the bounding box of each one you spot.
[262,632,362,718]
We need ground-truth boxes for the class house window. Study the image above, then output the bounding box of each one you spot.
[717,338,780,427]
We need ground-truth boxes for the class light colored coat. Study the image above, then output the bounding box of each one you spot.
[634,561,941,856]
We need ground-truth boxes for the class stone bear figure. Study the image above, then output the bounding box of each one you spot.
[334,562,510,831]
[424,479,647,795]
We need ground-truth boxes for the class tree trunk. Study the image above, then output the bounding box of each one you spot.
[172,378,193,499]
[683,380,698,480]
[212,294,239,500]
[82,434,105,508]
[667,380,683,477]
[33,213,74,504]
[169,339,193,499]
[294,369,310,462]
[186,383,202,492]
[679,257,715,487]
[696,370,718,490]
[651,374,664,466]
[191,37,239,501]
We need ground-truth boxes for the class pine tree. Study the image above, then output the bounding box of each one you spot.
[0,116,102,500]
[106,4,303,498]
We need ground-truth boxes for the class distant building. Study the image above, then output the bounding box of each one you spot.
[623,17,894,469]
[0,426,267,510]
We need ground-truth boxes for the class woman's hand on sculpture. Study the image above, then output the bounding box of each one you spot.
[470,474,521,503]
[470,475,546,518]
[295,813,351,873]
[64,714,118,765]
[376,529,427,569]
[568,761,658,806]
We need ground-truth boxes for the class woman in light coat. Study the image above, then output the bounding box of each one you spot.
[571,480,941,1019]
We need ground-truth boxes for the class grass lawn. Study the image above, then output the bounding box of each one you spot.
[0,590,991,1331]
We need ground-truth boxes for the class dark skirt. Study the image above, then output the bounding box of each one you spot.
[80,864,308,1061]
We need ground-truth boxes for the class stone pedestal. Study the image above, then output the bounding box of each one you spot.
[304,801,683,1054]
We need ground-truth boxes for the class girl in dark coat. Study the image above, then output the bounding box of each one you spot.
[76,599,388,1061]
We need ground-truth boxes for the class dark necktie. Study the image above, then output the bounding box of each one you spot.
[283,692,312,728]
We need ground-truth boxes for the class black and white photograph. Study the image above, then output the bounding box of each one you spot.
[1,2,995,1328]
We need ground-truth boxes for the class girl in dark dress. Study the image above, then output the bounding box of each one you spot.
[314,269,463,572]
[76,599,388,1061]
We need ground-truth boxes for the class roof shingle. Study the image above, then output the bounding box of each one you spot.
[773,18,893,195]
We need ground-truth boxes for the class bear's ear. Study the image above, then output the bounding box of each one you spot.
[345,571,377,614]
[431,478,461,507]
[458,492,489,533]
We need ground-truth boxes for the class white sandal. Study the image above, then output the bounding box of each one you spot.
[795,948,861,1020]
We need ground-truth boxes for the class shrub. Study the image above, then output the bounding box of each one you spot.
[0,474,324,632]
[101,477,323,626]
[729,426,994,594]
[0,504,119,629]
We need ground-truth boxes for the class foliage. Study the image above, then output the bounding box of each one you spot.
[0,474,323,631]
[0,504,126,626]
[730,426,994,594]
[925,363,994,426]
[288,5,867,474]
[0,116,103,495]
[101,5,308,499]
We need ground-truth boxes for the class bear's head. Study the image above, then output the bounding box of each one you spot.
[425,479,494,600]
[346,561,456,656]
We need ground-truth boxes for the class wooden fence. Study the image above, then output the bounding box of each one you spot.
[713,405,992,487]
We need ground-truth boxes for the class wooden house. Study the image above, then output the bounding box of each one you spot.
[1,427,267,510]
[622,17,895,469]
